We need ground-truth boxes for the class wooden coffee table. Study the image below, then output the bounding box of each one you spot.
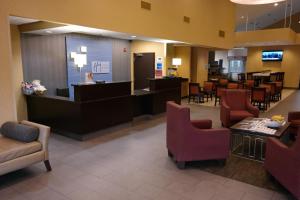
[230,117,290,162]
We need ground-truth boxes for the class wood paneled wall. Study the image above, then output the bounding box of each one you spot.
[21,34,67,95]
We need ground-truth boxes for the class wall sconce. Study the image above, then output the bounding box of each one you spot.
[70,46,88,83]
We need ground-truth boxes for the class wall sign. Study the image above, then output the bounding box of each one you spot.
[92,61,110,74]
[155,57,163,78]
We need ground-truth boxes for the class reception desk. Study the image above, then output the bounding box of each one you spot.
[26,82,133,140]
[133,78,181,116]
[26,79,181,140]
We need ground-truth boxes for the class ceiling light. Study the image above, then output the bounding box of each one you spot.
[298,20,300,24]
[45,30,52,34]
[241,16,245,19]
[274,2,279,6]
[131,35,137,38]
[230,0,285,5]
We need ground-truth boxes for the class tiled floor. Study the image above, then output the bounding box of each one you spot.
[1,91,299,200]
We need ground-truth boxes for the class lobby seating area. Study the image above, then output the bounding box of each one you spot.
[2,0,300,200]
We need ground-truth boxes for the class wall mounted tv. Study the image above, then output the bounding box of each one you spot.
[262,50,283,62]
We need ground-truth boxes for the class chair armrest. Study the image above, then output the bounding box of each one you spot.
[246,101,259,117]
[21,120,50,159]
[267,137,288,150]
[265,138,293,168]
[220,101,230,127]
[288,111,300,122]
[221,100,230,110]
[191,120,212,129]
[192,128,231,141]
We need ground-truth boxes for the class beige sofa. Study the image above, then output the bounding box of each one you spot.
[0,120,51,176]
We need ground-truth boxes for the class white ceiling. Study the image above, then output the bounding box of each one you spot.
[9,16,39,25]
[235,0,300,31]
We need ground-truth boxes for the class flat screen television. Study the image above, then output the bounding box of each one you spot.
[262,50,283,62]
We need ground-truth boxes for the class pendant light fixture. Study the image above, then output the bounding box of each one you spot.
[230,0,285,5]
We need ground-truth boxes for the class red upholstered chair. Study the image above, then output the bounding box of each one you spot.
[220,89,259,127]
[227,83,239,89]
[188,83,204,103]
[215,86,226,106]
[203,81,214,102]
[274,81,283,100]
[251,87,270,111]
[288,111,300,136]
[264,132,300,199]
[244,80,255,90]
[219,78,229,87]
[166,101,230,169]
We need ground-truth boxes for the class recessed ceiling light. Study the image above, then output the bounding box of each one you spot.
[131,35,137,38]
[45,30,52,34]
[274,3,279,6]
[298,20,300,24]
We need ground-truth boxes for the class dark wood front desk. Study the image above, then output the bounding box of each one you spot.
[26,79,181,140]
[133,78,181,116]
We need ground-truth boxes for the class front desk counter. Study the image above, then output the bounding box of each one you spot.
[133,78,181,116]
[26,79,181,140]
[26,82,133,140]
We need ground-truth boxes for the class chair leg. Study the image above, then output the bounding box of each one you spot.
[168,150,173,158]
[44,160,52,171]
[176,161,186,169]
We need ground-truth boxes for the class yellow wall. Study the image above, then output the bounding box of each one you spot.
[166,45,191,79]
[235,28,296,47]
[0,0,235,124]
[190,47,209,85]
[130,40,166,89]
[174,46,191,80]
[10,25,27,121]
[3,0,235,49]
[246,46,300,88]
[0,7,17,124]
[195,48,209,86]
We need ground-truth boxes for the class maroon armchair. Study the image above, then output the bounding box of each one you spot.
[166,101,230,169]
[264,133,300,199]
[220,89,259,127]
[288,111,300,136]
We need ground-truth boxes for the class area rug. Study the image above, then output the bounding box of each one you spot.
[185,155,293,197]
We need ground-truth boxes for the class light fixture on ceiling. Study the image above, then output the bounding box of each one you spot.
[131,35,137,38]
[45,30,52,34]
[230,0,285,5]
[274,2,279,6]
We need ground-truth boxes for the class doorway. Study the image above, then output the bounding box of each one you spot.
[134,53,155,90]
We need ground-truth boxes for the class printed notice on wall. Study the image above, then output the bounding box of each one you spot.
[92,61,110,74]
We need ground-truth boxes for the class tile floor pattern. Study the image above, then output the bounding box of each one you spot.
[1,91,300,200]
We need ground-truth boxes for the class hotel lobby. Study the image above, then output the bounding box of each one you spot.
[1,0,300,199]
